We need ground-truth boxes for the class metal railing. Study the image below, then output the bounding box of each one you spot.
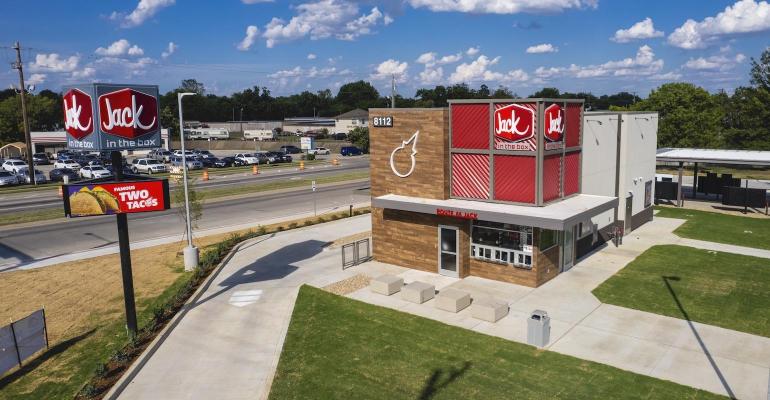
[342,238,371,269]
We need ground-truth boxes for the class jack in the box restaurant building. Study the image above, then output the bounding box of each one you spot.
[369,100,657,287]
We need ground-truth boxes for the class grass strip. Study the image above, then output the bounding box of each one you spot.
[269,285,721,399]
[593,244,770,337]
[655,206,770,250]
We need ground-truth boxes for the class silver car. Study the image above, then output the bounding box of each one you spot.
[0,171,18,186]
[15,168,47,184]
[170,156,203,170]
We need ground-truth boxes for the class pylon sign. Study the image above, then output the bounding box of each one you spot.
[62,83,161,151]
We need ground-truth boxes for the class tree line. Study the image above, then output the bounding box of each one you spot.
[1,48,768,150]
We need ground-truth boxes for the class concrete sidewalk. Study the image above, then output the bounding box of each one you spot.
[348,217,770,400]
[113,215,374,400]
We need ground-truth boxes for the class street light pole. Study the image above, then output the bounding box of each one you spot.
[240,107,244,133]
[178,92,198,271]
[12,42,35,185]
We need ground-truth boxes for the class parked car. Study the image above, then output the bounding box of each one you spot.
[49,168,80,182]
[266,151,292,163]
[340,146,363,156]
[220,156,244,167]
[32,153,51,165]
[148,149,173,162]
[331,132,347,140]
[193,149,216,159]
[131,158,167,174]
[54,160,82,171]
[2,159,28,173]
[170,156,203,170]
[16,167,47,184]
[234,153,261,165]
[106,164,134,177]
[80,165,113,179]
[0,171,19,186]
[280,145,302,154]
[308,147,331,155]
[172,150,195,158]
[209,157,233,168]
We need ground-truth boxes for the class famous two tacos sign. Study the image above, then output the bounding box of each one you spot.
[62,83,161,151]
[63,180,170,217]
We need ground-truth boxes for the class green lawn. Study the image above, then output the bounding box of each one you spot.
[656,207,770,250]
[269,286,721,400]
[594,245,770,337]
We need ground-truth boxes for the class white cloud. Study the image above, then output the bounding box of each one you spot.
[161,42,178,59]
[112,0,175,28]
[668,0,770,49]
[384,14,394,25]
[268,65,351,88]
[262,0,390,48]
[71,67,96,79]
[650,71,682,81]
[242,0,274,3]
[93,56,157,78]
[95,39,144,57]
[683,53,746,71]
[526,43,557,53]
[466,46,480,56]
[419,66,444,84]
[237,25,260,51]
[29,53,80,73]
[370,59,409,82]
[534,45,666,79]
[611,17,663,43]
[407,0,597,14]
[307,53,317,60]
[27,74,46,85]
[416,51,462,66]
[450,55,503,83]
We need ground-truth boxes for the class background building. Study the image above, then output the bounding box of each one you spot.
[334,109,368,134]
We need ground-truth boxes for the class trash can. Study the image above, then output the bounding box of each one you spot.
[527,310,550,347]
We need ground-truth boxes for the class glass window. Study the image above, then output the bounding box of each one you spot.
[471,221,532,250]
[539,229,558,250]
[440,228,456,253]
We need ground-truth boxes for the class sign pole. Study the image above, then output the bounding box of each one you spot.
[178,93,199,271]
[312,180,317,216]
[112,150,138,337]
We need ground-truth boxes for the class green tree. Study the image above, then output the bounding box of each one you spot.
[749,47,770,91]
[530,87,561,98]
[347,126,369,153]
[632,83,723,148]
[336,81,380,110]
[180,79,206,95]
[0,94,59,143]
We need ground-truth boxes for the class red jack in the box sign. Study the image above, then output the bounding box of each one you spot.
[63,89,94,140]
[494,103,534,143]
[98,88,158,139]
[544,104,564,143]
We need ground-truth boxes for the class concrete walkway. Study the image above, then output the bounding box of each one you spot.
[113,215,374,400]
[675,237,770,260]
[348,217,770,400]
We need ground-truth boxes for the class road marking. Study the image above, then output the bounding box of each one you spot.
[228,289,263,307]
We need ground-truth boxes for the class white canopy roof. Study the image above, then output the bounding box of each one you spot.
[656,148,770,166]
[373,194,617,230]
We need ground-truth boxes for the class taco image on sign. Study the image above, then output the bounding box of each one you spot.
[69,187,105,216]
[91,186,120,212]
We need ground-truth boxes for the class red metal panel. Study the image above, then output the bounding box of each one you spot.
[566,103,582,148]
[451,104,489,149]
[451,153,490,199]
[564,151,581,195]
[493,155,536,204]
[543,154,562,202]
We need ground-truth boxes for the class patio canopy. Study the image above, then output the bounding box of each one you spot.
[656,148,770,166]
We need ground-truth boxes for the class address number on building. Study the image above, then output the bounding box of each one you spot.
[372,116,394,127]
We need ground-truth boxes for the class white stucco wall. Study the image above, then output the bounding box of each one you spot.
[618,113,658,220]
[581,113,618,231]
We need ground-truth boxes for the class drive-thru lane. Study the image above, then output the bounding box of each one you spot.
[0,181,370,270]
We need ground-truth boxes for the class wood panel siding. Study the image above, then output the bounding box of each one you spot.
[370,109,449,200]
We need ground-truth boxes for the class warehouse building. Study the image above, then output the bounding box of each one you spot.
[369,100,657,287]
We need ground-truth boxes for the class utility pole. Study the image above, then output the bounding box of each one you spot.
[391,74,396,108]
[12,42,36,185]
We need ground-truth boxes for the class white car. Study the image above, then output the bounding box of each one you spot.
[308,147,331,155]
[131,158,167,174]
[54,160,82,171]
[172,150,195,157]
[2,159,28,174]
[234,153,260,165]
[80,166,113,179]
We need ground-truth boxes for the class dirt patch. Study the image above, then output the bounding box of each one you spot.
[322,274,371,295]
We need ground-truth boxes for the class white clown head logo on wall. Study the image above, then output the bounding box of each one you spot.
[390,130,419,178]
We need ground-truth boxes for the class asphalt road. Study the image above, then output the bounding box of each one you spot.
[0,180,371,268]
[0,157,369,213]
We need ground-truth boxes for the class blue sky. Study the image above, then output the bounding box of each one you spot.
[1,0,769,97]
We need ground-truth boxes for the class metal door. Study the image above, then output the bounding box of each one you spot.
[438,225,459,278]
[625,194,633,233]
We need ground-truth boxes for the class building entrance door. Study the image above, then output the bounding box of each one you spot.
[562,225,575,272]
[438,225,459,278]
[625,194,633,233]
